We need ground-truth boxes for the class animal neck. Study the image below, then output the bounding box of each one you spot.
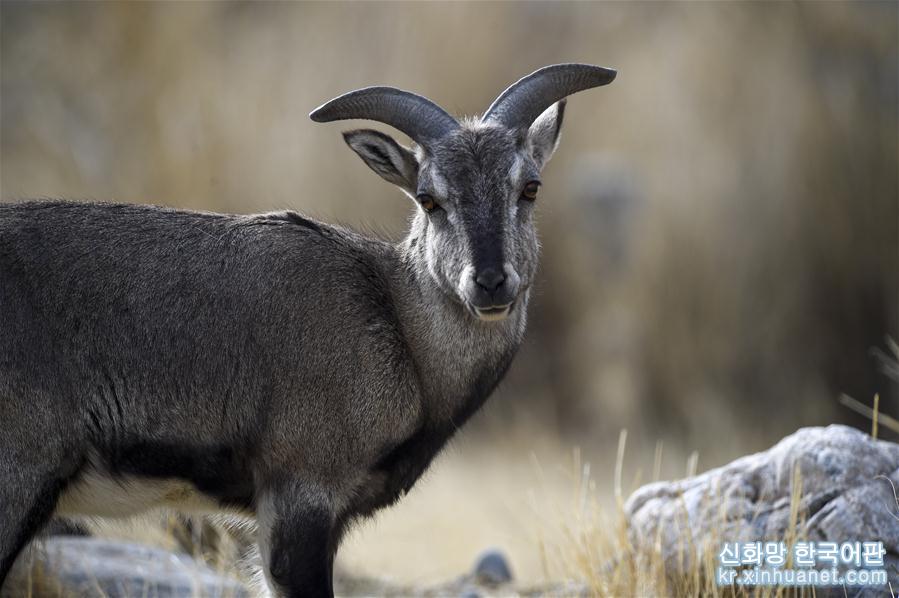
[390,218,528,428]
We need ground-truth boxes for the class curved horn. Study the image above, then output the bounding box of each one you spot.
[309,86,459,146]
[481,63,616,130]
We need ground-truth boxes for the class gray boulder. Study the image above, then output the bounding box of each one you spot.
[4,537,249,598]
[473,549,514,586]
[625,424,899,592]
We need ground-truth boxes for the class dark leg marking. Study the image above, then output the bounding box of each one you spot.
[262,482,336,598]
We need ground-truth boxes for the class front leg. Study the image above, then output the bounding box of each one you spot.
[257,481,337,598]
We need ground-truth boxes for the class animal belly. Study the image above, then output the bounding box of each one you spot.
[56,467,221,518]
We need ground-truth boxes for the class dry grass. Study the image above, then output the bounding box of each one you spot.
[535,344,899,596]
[9,345,897,596]
[538,431,895,598]
[10,400,897,597]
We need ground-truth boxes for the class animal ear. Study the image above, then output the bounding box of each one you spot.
[526,99,566,170]
[342,129,419,193]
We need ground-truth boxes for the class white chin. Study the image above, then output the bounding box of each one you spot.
[473,305,512,322]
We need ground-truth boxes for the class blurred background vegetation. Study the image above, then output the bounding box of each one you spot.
[2,0,897,585]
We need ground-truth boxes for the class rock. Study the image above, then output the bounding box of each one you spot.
[473,549,514,586]
[4,537,249,598]
[625,425,899,590]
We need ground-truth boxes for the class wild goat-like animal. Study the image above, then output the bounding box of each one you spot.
[0,63,615,597]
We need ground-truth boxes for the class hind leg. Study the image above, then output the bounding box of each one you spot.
[0,403,81,585]
[0,468,69,583]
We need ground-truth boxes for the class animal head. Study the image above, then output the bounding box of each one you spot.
[310,64,616,322]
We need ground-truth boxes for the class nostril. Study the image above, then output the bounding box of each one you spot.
[475,268,506,293]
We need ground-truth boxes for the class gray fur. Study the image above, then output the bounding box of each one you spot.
[0,63,614,597]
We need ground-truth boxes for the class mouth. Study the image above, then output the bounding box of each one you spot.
[471,302,514,322]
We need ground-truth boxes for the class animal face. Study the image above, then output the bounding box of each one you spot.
[342,103,564,322]
[311,63,615,321]
[412,122,545,321]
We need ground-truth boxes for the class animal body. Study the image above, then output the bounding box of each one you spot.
[0,63,615,597]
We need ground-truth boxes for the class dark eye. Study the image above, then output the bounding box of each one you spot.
[521,181,541,201]
[417,194,441,213]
